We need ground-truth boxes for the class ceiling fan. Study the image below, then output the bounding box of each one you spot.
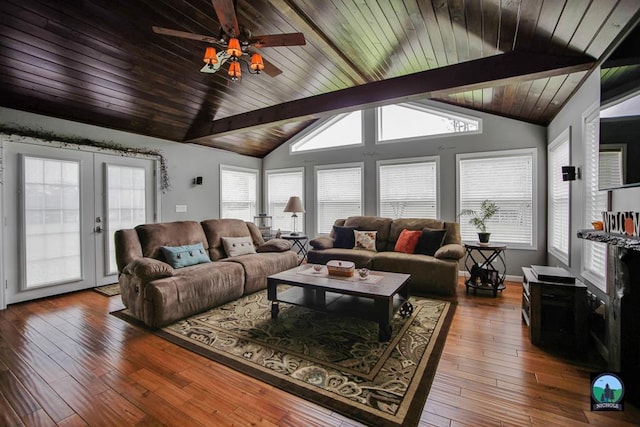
[152,0,306,80]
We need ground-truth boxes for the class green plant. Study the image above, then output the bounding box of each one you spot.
[459,200,499,233]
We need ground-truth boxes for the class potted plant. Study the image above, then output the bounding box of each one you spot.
[460,199,499,244]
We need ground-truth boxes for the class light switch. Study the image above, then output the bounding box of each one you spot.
[175,204,187,213]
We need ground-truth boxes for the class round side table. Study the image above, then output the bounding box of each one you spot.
[463,243,507,297]
[280,234,308,265]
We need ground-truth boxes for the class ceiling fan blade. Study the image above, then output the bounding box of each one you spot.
[249,33,306,48]
[260,56,283,77]
[152,26,220,44]
[212,0,240,37]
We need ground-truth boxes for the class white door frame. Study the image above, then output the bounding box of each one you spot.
[1,136,6,310]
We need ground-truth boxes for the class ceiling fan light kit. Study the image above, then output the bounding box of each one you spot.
[153,0,305,81]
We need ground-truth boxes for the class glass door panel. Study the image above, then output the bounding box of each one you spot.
[23,156,82,288]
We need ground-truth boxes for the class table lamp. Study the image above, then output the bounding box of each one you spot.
[284,196,305,236]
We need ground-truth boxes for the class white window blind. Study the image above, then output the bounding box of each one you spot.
[266,169,304,233]
[378,158,438,218]
[548,132,570,264]
[220,166,257,221]
[316,165,362,234]
[582,109,606,290]
[599,149,624,189]
[458,150,535,248]
[290,111,362,152]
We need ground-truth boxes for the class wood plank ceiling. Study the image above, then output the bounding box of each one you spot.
[1,0,639,158]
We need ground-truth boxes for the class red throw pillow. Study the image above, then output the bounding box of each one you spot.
[394,229,422,254]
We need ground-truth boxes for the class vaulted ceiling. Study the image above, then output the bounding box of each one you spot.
[1,1,639,158]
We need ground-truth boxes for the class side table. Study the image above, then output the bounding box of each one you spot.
[464,243,507,297]
[280,234,308,265]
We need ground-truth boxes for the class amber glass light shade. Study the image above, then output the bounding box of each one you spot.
[203,47,217,65]
[228,61,241,79]
[250,53,264,72]
[226,38,242,58]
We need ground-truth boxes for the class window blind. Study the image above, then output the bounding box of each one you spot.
[220,167,257,221]
[582,110,606,289]
[458,151,534,247]
[316,166,362,234]
[599,150,624,189]
[548,136,570,263]
[266,169,304,233]
[378,160,437,218]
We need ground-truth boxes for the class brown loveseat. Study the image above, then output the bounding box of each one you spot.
[115,218,298,328]
[307,216,464,297]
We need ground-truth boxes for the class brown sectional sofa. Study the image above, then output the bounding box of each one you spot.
[307,216,464,297]
[115,218,298,328]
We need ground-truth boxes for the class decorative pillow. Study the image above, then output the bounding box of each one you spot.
[394,229,422,254]
[332,225,357,249]
[257,238,292,253]
[160,243,211,268]
[354,230,377,251]
[221,236,257,257]
[414,228,447,256]
[124,257,174,281]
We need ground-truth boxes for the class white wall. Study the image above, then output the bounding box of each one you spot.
[0,107,261,221]
[264,100,548,275]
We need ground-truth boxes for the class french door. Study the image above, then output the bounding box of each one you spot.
[3,141,156,304]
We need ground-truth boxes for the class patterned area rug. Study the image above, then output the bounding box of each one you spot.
[116,290,454,427]
[93,283,121,297]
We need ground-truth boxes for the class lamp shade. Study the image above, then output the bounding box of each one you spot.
[228,61,241,79]
[226,38,242,58]
[203,47,218,65]
[284,196,305,213]
[250,53,264,72]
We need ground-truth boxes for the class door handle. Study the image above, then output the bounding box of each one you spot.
[95,225,103,233]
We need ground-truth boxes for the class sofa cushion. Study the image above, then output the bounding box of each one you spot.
[257,238,292,252]
[333,225,357,248]
[161,243,211,268]
[223,251,298,294]
[124,257,175,281]
[442,221,462,245]
[414,228,447,256]
[435,243,465,260]
[394,229,422,254]
[343,216,392,252]
[136,221,208,260]
[354,230,377,251]
[306,248,375,269]
[387,218,444,251]
[201,218,254,261]
[222,236,257,257]
[309,236,334,250]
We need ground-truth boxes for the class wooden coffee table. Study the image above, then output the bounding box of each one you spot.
[267,264,412,341]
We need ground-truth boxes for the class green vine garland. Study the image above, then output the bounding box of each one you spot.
[0,124,170,192]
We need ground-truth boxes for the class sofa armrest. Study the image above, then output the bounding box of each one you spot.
[123,257,175,281]
[309,236,334,250]
[257,238,292,252]
[434,244,465,261]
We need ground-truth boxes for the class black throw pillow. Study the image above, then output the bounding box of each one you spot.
[414,228,447,256]
[332,225,358,248]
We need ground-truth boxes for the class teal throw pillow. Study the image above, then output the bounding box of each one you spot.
[161,242,211,268]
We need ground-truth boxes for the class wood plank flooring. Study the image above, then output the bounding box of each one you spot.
[1,279,638,426]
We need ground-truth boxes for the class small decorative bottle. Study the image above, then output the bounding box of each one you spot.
[275,228,281,238]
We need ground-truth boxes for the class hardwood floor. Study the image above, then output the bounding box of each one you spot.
[1,279,638,426]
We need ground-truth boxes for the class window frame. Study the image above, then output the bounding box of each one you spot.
[376,156,440,219]
[219,164,259,221]
[581,103,607,291]
[314,162,364,235]
[547,128,571,265]
[289,111,364,154]
[264,167,305,234]
[375,102,482,144]
[456,148,538,250]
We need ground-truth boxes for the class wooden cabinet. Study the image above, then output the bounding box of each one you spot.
[521,267,588,353]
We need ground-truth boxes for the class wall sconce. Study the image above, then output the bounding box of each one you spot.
[561,166,580,181]
[193,176,203,185]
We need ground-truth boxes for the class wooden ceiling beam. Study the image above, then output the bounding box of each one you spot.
[186,51,595,141]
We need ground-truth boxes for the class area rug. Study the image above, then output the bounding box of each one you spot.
[93,283,121,296]
[115,291,454,427]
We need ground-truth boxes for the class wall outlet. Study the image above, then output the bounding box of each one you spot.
[175,204,187,213]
